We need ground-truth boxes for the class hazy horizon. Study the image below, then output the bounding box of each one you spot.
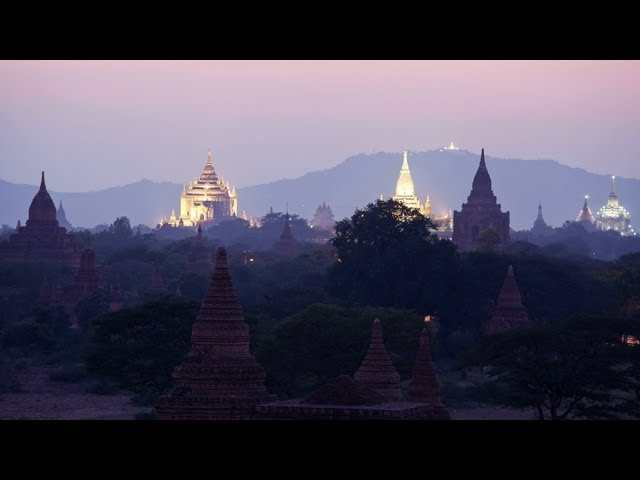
[1,60,639,192]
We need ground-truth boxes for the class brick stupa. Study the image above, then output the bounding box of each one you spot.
[156,247,276,419]
[147,260,168,295]
[273,212,298,255]
[407,327,450,420]
[73,235,99,299]
[354,319,402,401]
[486,265,531,334]
[188,224,213,273]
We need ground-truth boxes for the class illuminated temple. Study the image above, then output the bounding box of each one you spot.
[162,149,238,227]
[391,149,453,236]
[595,176,635,235]
[576,195,597,232]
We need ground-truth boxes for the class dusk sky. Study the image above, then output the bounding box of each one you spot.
[1,60,639,192]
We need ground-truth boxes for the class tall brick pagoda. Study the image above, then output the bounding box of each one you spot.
[354,319,402,401]
[73,234,99,299]
[452,149,510,251]
[147,260,168,295]
[273,212,297,255]
[485,265,531,334]
[156,247,275,419]
[408,327,443,406]
[188,224,213,273]
[0,172,78,266]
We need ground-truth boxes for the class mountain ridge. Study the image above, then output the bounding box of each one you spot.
[1,150,636,231]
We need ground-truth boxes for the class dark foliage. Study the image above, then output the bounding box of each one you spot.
[460,315,640,419]
[84,297,199,403]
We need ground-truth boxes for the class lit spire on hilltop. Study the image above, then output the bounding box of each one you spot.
[444,141,459,151]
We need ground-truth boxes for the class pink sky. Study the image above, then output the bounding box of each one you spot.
[1,60,639,191]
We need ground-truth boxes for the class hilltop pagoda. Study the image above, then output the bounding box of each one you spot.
[595,176,634,235]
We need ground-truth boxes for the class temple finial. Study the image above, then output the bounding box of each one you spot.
[207,148,212,164]
[480,148,485,167]
[611,175,617,195]
[40,171,46,190]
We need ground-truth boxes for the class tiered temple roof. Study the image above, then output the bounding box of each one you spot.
[354,319,402,401]
[531,202,553,236]
[56,200,73,230]
[0,172,78,266]
[156,247,275,419]
[486,265,531,334]
[595,176,634,235]
[147,260,168,295]
[452,149,510,251]
[577,196,597,231]
[273,212,298,255]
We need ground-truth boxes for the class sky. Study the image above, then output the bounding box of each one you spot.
[1,60,639,192]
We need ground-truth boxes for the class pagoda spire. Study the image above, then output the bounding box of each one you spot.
[207,148,212,165]
[40,171,46,191]
[611,175,617,196]
[407,327,445,408]
[156,247,275,419]
[354,319,403,401]
[471,148,492,194]
[486,265,531,333]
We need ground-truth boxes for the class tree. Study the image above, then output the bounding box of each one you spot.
[84,297,199,404]
[475,227,501,252]
[328,199,457,312]
[111,216,133,239]
[256,303,424,398]
[461,315,640,420]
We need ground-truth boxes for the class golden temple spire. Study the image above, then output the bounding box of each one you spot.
[207,148,212,165]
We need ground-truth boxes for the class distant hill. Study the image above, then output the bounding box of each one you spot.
[0,178,182,229]
[1,150,637,231]
[238,149,640,231]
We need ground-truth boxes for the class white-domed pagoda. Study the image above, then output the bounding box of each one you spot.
[595,176,634,235]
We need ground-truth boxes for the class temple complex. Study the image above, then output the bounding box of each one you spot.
[147,260,168,295]
[188,225,213,273]
[156,247,276,419]
[576,195,597,232]
[452,149,510,251]
[0,172,79,266]
[273,212,298,255]
[595,176,635,235]
[56,201,73,231]
[310,202,336,231]
[485,265,531,334]
[530,202,553,237]
[353,319,403,402]
[162,149,238,227]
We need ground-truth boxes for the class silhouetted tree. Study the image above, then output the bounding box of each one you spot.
[461,315,640,420]
[328,199,457,312]
[110,216,133,239]
[475,227,501,252]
